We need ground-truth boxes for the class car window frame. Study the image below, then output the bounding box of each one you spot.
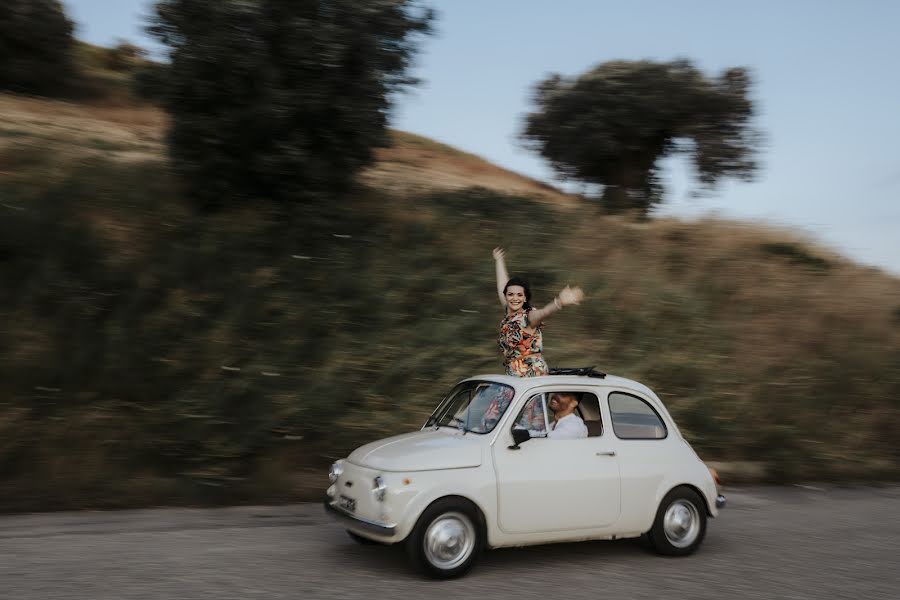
[510,387,605,439]
[426,380,517,435]
[512,392,551,438]
[606,390,669,441]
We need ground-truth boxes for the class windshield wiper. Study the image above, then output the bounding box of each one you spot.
[425,415,458,431]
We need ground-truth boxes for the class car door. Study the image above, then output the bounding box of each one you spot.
[492,390,621,534]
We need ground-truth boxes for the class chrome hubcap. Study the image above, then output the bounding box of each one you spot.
[423,511,476,570]
[663,499,700,548]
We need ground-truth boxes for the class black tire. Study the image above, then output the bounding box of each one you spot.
[405,498,484,579]
[347,530,381,545]
[647,486,707,556]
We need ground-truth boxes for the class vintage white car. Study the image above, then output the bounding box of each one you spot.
[324,368,725,578]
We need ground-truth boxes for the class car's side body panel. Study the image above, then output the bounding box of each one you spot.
[492,435,622,533]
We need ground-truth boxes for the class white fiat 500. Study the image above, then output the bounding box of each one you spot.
[324,368,725,578]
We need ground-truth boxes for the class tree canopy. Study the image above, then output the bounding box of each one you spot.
[0,0,76,96]
[148,0,433,207]
[521,59,762,215]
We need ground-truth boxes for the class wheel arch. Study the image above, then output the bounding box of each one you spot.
[664,483,713,517]
[405,494,489,542]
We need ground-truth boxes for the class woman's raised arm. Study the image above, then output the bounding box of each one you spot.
[525,285,584,329]
[493,247,510,307]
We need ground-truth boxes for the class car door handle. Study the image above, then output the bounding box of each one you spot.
[596,451,616,457]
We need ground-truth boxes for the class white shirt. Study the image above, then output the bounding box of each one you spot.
[548,413,588,440]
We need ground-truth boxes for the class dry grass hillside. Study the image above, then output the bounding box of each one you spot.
[2,89,900,511]
[0,94,577,205]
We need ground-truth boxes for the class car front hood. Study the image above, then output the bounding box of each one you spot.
[347,429,483,472]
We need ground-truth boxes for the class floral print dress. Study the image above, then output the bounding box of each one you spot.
[498,310,549,377]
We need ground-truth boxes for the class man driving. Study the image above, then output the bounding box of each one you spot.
[547,392,588,439]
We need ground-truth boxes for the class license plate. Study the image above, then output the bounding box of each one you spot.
[338,494,356,513]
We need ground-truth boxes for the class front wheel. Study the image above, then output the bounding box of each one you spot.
[405,498,483,579]
[648,487,707,556]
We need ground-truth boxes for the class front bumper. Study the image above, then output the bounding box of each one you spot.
[323,497,397,537]
[716,494,726,509]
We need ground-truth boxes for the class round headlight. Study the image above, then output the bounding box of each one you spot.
[372,475,387,502]
[329,460,344,484]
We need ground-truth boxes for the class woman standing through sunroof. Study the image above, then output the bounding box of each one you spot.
[492,247,584,377]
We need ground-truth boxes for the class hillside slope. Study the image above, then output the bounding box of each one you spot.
[0,95,577,205]
[1,92,899,511]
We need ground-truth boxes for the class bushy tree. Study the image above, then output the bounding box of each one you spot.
[0,0,76,96]
[148,0,433,207]
[521,59,762,215]
[104,40,147,72]
[133,60,169,103]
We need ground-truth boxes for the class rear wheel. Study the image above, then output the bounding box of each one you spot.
[648,487,707,556]
[405,498,483,579]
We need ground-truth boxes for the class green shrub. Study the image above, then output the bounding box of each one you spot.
[761,242,830,271]
[1,144,898,509]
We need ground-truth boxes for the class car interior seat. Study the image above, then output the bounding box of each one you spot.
[584,420,603,437]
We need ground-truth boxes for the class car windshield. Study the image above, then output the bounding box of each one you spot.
[426,381,516,434]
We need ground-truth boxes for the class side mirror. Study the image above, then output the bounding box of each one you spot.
[509,427,531,450]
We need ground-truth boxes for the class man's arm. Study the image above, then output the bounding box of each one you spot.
[548,416,588,439]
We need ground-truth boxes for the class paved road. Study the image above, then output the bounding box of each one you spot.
[2,486,899,599]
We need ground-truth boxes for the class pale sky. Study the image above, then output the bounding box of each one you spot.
[63,0,900,275]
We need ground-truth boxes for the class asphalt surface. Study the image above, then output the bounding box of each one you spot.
[2,486,899,599]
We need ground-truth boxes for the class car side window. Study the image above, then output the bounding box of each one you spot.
[608,392,667,439]
[514,393,549,437]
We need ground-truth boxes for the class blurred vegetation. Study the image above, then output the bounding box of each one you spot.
[1,124,899,510]
[1,6,898,510]
[521,59,762,215]
[146,0,434,208]
[0,1,77,96]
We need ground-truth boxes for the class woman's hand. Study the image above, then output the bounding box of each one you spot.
[557,285,584,307]
[493,247,505,261]
[523,285,584,330]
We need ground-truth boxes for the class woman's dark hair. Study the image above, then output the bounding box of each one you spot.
[503,276,533,310]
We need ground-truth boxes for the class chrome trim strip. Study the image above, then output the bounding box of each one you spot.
[323,498,397,537]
